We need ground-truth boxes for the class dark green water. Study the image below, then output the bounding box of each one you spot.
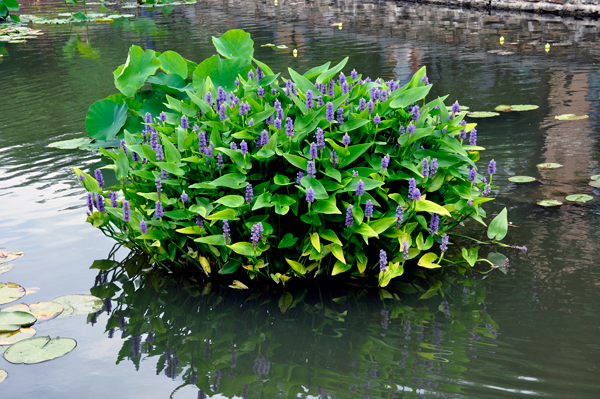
[1,0,600,397]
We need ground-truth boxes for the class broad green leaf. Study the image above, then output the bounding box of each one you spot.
[555,114,588,121]
[285,259,306,276]
[319,229,342,245]
[536,162,563,170]
[417,253,440,269]
[565,194,592,202]
[195,235,227,246]
[85,99,128,141]
[218,261,241,274]
[312,196,341,214]
[227,242,256,257]
[339,143,372,168]
[175,226,204,235]
[316,57,348,84]
[252,192,273,211]
[416,232,434,251]
[339,118,370,133]
[229,280,249,289]
[302,61,330,80]
[3,336,77,364]
[288,67,318,95]
[205,208,238,221]
[537,199,563,207]
[0,312,36,332]
[47,138,93,150]
[212,29,254,59]
[154,162,185,176]
[158,50,188,79]
[52,295,102,318]
[113,45,162,97]
[0,283,25,306]
[354,223,378,238]
[278,233,298,249]
[300,177,328,200]
[487,207,508,241]
[310,232,321,252]
[214,195,245,208]
[461,248,478,266]
[115,149,129,181]
[508,176,536,183]
[415,200,451,217]
[283,153,308,170]
[274,175,293,186]
[193,55,251,93]
[390,85,432,109]
[332,260,352,276]
[467,111,499,118]
[209,173,246,189]
[331,244,345,264]
[0,328,36,346]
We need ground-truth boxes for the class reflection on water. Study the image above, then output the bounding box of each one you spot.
[1,0,600,398]
[90,251,501,399]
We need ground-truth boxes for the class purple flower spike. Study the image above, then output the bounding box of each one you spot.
[155,201,164,219]
[339,72,347,85]
[374,114,381,125]
[326,102,335,122]
[109,192,118,208]
[412,106,420,121]
[488,160,497,175]
[78,175,85,183]
[196,214,204,228]
[217,152,224,170]
[223,220,230,244]
[122,200,131,222]
[240,140,248,155]
[316,127,325,151]
[402,241,410,260]
[422,159,429,177]
[181,115,189,129]
[307,160,316,178]
[379,250,388,271]
[120,139,128,155]
[352,170,359,177]
[181,192,188,202]
[328,80,335,97]
[345,205,354,227]
[451,101,460,114]
[248,70,255,80]
[198,131,207,149]
[359,98,366,112]
[309,142,318,159]
[205,92,213,106]
[395,205,404,229]
[467,199,473,207]
[230,142,238,151]
[144,112,152,124]
[159,112,167,122]
[431,158,439,176]
[150,130,158,150]
[356,180,365,196]
[351,69,358,80]
[370,87,380,102]
[140,220,148,235]
[331,150,338,168]
[274,118,282,130]
[429,213,439,235]
[421,75,430,85]
[407,123,416,134]
[469,128,477,146]
[297,171,304,185]
[251,222,263,248]
[219,104,227,121]
[95,169,105,188]
[258,87,265,98]
[459,120,467,127]
[483,184,491,196]
[285,117,294,138]
[161,169,168,180]
[234,77,240,87]
[155,177,162,198]
[306,90,314,109]
[365,200,373,218]
[256,67,264,81]
[459,129,467,140]
[398,126,405,136]
[442,126,447,134]
[261,130,269,147]
[337,108,344,125]
[342,133,351,147]
[131,152,139,162]
[367,100,374,115]
[468,168,477,183]
[381,90,388,102]
[440,234,449,252]
[155,144,164,161]
[409,178,421,201]
[245,183,253,203]
[306,187,315,203]
[316,96,324,108]
[86,192,94,214]
[381,154,390,170]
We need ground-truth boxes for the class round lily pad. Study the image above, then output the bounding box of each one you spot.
[467,111,499,118]
[508,176,536,183]
[0,283,26,305]
[3,336,77,364]
[591,175,600,181]
[494,104,512,112]
[537,163,563,170]
[29,302,64,322]
[0,303,29,313]
[555,114,589,121]
[510,104,539,111]
[52,295,103,318]
[0,328,36,346]
[0,311,37,332]
[0,369,6,383]
[0,264,14,275]
[537,200,563,207]
[589,180,600,188]
[565,194,592,202]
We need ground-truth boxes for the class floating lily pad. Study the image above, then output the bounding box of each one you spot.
[590,175,600,181]
[47,138,92,149]
[510,104,539,111]
[0,251,23,264]
[0,369,6,383]
[565,194,592,202]
[537,163,563,170]
[0,311,37,332]
[589,180,600,188]
[29,302,64,322]
[0,283,26,305]
[467,111,499,118]
[3,336,77,364]
[0,328,36,346]
[261,43,275,47]
[275,45,288,49]
[537,200,563,207]
[52,295,103,317]
[494,104,512,112]
[0,264,14,275]
[508,176,536,183]
[0,303,29,313]
[555,114,589,121]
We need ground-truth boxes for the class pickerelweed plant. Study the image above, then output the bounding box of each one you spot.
[76,29,516,287]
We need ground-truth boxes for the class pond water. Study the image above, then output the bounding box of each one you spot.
[1,0,600,397]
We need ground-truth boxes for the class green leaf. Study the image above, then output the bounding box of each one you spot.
[274,175,293,186]
[52,295,103,317]
[310,232,321,252]
[316,57,348,84]
[300,177,328,200]
[278,292,293,314]
[461,248,478,266]
[285,259,306,276]
[331,260,352,276]
[218,262,241,274]
[214,195,245,208]
[193,55,251,93]
[467,111,499,118]
[175,226,204,235]
[536,162,563,170]
[194,235,227,246]
[227,242,256,257]
[252,192,273,211]
[205,208,238,221]
[537,199,563,207]
[283,153,308,170]
[339,143,372,168]
[354,223,379,238]
[565,194,592,202]
[154,162,185,176]
[339,118,370,133]
[417,253,440,269]
[115,149,129,181]
[158,51,188,79]
[209,173,246,189]
[3,337,77,364]
[414,200,451,217]
[212,29,254,59]
[278,233,298,249]
[0,283,25,306]
[487,207,508,241]
[3,0,19,11]
[312,196,341,214]
[113,45,162,97]
[331,244,345,264]
[390,85,433,109]
[288,67,318,95]
[85,99,128,141]
[0,312,36,332]
[508,176,536,183]
[319,229,342,246]
[555,114,588,121]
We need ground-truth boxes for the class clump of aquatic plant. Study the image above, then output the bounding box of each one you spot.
[0,0,20,22]
[76,29,515,287]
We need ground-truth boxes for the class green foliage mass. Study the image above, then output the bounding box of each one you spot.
[0,0,20,22]
[78,29,507,287]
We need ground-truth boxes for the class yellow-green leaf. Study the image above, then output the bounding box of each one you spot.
[199,256,211,275]
[331,244,346,264]
[332,260,352,276]
[310,232,321,253]
[417,252,441,269]
[414,200,451,217]
[285,258,306,276]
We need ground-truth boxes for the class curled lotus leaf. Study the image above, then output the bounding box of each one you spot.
[590,175,600,181]
[565,194,592,202]
[536,163,563,170]
[590,180,600,188]
[467,111,499,118]
[0,311,37,333]
[555,114,589,121]
[537,199,563,207]
[0,369,6,383]
[3,336,77,364]
[0,283,26,305]
[51,294,103,318]
[508,176,536,183]
[0,327,36,346]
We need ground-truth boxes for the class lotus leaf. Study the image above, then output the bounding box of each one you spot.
[212,29,254,59]
[510,104,539,111]
[29,302,64,322]
[590,180,600,188]
[590,175,600,181]
[537,200,563,207]
[565,194,592,202]
[0,369,5,383]
[3,336,77,364]
[467,111,499,118]
[508,176,536,183]
[0,283,25,305]
[85,99,128,141]
[113,45,162,97]
[0,327,36,345]
[494,105,512,111]
[52,294,103,318]
[0,251,23,264]
[555,114,589,121]
[536,163,562,170]
[0,311,36,332]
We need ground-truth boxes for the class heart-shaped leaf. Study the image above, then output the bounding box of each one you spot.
[85,99,128,141]
[3,336,77,364]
